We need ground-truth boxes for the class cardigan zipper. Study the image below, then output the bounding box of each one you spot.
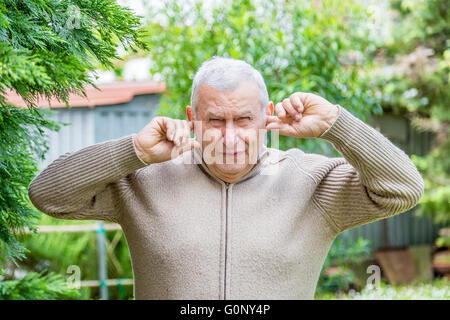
[224,182,230,300]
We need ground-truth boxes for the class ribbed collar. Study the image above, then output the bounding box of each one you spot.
[192,145,270,186]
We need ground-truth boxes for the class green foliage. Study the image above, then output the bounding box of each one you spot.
[0,271,79,300]
[0,0,146,107]
[436,236,450,249]
[0,0,146,298]
[316,277,450,300]
[412,148,450,226]
[143,0,381,154]
[0,106,59,264]
[369,0,449,228]
[317,232,372,294]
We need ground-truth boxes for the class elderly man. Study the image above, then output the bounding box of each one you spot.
[28,57,424,300]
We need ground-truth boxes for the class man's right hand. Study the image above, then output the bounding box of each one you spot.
[133,117,201,165]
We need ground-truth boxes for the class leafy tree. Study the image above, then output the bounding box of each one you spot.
[370,0,449,235]
[142,0,382,155]
[0,0,145,298]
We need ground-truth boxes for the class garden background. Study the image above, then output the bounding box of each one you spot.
[0,0,449,299]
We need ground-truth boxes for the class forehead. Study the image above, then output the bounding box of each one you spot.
[196,81,261,117]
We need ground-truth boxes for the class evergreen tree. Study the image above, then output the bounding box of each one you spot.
[0,0,146,298]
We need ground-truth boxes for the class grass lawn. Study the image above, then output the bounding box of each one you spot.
[315,277,450,300]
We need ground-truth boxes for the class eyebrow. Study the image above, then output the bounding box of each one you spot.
[205,110,254,118]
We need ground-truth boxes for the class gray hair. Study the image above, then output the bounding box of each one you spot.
[190,56,269,119]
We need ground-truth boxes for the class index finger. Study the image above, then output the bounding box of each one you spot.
[290,94,304,113]
[265,115,282,125]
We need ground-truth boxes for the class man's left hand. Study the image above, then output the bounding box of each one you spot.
[265,92,339,138]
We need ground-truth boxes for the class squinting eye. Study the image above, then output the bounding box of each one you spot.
[238,117,251,121]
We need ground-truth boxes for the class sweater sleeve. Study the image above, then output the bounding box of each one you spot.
[28,134,148,223]
[313,105,424,233]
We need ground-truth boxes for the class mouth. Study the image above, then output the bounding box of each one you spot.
[222,151,245,156]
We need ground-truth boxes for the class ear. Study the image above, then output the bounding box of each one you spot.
[266,101,274,116]
[186,105,194,131]
[186,105,193,121]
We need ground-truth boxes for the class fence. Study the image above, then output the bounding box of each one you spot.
[22,222,130,300]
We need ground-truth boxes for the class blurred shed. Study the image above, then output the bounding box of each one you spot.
[6,81,165,169]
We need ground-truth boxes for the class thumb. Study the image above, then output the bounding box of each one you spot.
[179,138,201,154]
[266,122,282,131]
[170,138,201,160]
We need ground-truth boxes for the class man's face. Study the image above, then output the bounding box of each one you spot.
[193,80,272,183]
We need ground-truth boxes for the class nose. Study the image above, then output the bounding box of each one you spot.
[223,124,237,151]
[222,123,246,153]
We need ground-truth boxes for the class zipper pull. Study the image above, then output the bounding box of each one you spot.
[225,182,230,189]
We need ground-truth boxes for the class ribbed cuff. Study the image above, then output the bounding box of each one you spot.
[107,135,149,176]
[318,105,361,149]
[131,134,152,166]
